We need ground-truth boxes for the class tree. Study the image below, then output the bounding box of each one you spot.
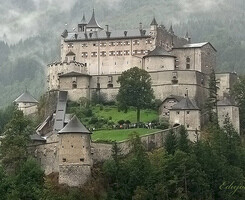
[177,125,190,153]
[164,128,177,155]
[205,69,218,125]
[117,67,154,124]
[0,110,34,173]
[232,76,245,134]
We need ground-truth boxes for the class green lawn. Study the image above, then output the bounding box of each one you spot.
[91,128,161,142]
[92,105,158,123]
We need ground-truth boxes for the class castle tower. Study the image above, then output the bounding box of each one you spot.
[78,14,87,32]
[169,95,201,142]
[14,91,38,116]
[58,115,93,187]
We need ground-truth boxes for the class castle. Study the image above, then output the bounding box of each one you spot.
[14,10,240,187]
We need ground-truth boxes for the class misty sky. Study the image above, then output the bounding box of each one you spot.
[0,0,243,44]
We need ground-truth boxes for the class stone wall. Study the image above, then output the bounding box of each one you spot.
[91,126,181,163]
[59,164,91,187]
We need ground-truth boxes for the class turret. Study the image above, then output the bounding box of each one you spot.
[169,24,174,35]
[150,17,158,32]
[78,14,87,32]
[185,31,191,43]
[58,115,93,187]
[14,91,38,116]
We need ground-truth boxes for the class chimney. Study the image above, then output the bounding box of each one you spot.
[106,32,111,38]
[139,22,143,30]
[106,25,109,32]
[124,31,127,37]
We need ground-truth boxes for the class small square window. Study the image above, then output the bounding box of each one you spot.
[80,158,84,162]
[187,111,190,114]
[177,111,180,114]
[62,158,66,162]
[187,124,190,128]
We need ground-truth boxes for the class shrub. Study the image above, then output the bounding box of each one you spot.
[118,120,125,125]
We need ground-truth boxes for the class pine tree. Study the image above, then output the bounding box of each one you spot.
[206,69,218,125]
[177,125,190,153]
[164,128,177,155]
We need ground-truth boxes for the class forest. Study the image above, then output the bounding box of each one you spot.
[0,0,245,107]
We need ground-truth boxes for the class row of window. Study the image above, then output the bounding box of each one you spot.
[67,39,152,49]
[81,50,149,57]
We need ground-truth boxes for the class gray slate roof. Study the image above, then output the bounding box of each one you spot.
[162,95,184,103]
[14,91,38,103]
[59,115,91,134]
[171,97,199,110]
[144,46,175,57]
[86,9,102,29]
[174,42,217,51]
[30,133,46,141]
[66,51,76,56]
[65,28,151,41]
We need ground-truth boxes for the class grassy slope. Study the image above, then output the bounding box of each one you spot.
[92,106,158,123]
[91,128,161,142]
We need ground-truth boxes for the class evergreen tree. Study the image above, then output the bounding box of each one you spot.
[206,69,218,125]
[0,110,34,173]
[164,128,177,155]
[177,125,190,153]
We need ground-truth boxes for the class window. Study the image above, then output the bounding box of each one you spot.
[124,41,130,45]
[108,76,113,83]
[93,43,98,47]
[172,72,178,79]
[109,42,115,46]
[124,50,130,55]
[177,111,180,114]
[72,77,77,89]
[80,158,84,162]
[68,43,73,48]
[62,158,66,162]
[186,57,190,69]
[107,83,113,88]
[117,41,123,46]
[91,52,97,57]
[81,52,88,57]
[100,51,106,56]
[109,51,115,56]
[100,42,106,47]
[116,51,123,56]
[187,111,190,114]
[133,40,140,45]
[146,39,152,44]
[187,124,190,128]
[81,43,87,47]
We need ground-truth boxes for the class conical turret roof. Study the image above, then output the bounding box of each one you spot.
[59,115,91,134]
[150,17,158,26]
[14,91,38,103]
[81,14,87,24]
[86,9,102,29]
[169,24,174,34]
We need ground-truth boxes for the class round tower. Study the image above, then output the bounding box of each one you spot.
[58,115,93,187]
